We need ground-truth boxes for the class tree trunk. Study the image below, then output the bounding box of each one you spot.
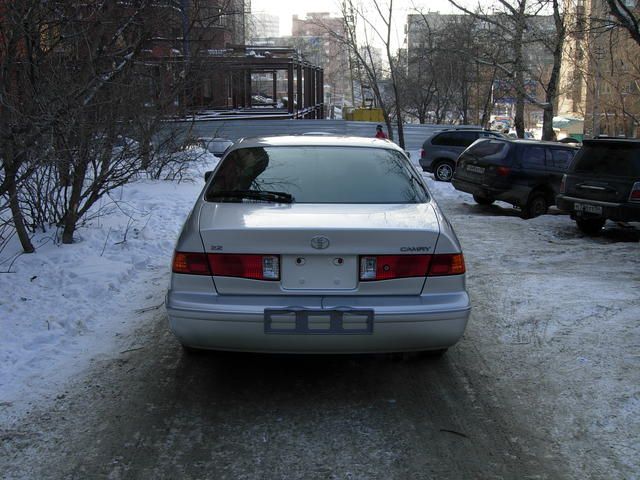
[513,1,526,138]
[4,143,35,253]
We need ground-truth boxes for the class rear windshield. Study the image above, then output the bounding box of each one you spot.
[573,143,640,177]
[464,139,510,163]
[205,146,429,204]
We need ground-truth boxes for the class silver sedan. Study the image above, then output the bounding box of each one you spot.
[166,135,470,355]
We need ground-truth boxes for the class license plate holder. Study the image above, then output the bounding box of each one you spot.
[574,202,603,215]
[264,308,374,335]
[467,165,485,174]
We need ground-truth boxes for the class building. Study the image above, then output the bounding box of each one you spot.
[557,0,640,137]
[290,12,351,111]
[247,12,280,40]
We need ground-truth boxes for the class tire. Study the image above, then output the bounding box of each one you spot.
[576,217,605,235]
[181,343,205,355]
[522,192,548,219]
[434,161,455,182]
[473,194,495,205]
[391,348,448,361]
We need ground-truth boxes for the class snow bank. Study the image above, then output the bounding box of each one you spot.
[0,152,218,415]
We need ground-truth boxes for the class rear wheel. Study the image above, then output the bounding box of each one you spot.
[576,217,606,235]
[434,161,455,182]
[181,343,205,355]
[472,194,495,205]
[522,192,548,219]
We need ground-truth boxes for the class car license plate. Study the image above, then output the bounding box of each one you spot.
[467,165,485,174]
[264,308,374,335]
[574,202,603,215]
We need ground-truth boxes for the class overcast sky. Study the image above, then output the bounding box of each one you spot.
[250,0,461,37]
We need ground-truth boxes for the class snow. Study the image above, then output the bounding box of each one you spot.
[0,150,218,417]
[0,148,638,476]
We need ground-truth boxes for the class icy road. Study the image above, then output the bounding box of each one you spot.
[1,156,638,479]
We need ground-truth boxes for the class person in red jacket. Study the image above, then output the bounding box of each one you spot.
[375,124,388,139]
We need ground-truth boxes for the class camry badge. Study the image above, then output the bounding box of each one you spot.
[311,236,330,249]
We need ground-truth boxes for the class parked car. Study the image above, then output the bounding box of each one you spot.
[452,138,579,218]
[166,136,470,355]
[419,129,505,181]
[556,138,640,234]
[197,137,234,157]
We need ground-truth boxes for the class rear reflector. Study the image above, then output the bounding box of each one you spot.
[359,254,465,281]
[630,182,640,203]
[496,166,511,176]
[172,252,211,275]
[173,252,279,280]
[208,254,280,280]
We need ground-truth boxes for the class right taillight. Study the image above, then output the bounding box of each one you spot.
[630,182,640,203]
[420,148,425,159]
[359,254,465,281]
[428,253,466,276]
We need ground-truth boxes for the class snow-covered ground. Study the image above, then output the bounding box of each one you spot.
[1,148,638,477]
[0,150,218,418]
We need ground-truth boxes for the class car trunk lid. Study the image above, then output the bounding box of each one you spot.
[198,202,441,295]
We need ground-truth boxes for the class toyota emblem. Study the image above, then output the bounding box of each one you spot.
[311,236,330,249]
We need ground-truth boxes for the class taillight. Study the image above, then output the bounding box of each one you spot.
[359,254,465,281]
[630,182,640,203]
[208,254,280,280]
[496,166,511,176]
[560,174,567,194]
[172,252,211,275]
[420,148,426,159]
[172,252,279,280]
[428,253,466,276]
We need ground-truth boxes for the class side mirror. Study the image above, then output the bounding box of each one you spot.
[204,170,213,182]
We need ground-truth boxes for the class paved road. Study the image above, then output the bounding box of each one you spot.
[2,307,567,479]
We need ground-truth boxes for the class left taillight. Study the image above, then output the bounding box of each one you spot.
[559,174,567,194]
[172,252,211,275]
[172,252,280,280]
[359,254,465,281]
[208,254,280,280]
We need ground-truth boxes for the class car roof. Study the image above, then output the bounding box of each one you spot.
[484,138,579,148]
[582,138,640,145]
[232,135,402,151]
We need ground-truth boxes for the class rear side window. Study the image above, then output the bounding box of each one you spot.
[521,146,546,168]
[206,146,429,204]
[573,143,640,177]
[465,139,510,162]
[548,148,575,171]
[432,131,478,147]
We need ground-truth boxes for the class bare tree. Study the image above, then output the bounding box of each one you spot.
[604,0,640,46]
[447,0,567,140]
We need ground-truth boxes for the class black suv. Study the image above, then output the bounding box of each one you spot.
[556,138,640,234]
[419,129,505,181]
[452,138,578,218]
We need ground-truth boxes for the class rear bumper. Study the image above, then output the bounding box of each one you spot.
[452,178,528,206]
[419,157,433,172]
[166,291,471,354]
[556,194,640,222]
